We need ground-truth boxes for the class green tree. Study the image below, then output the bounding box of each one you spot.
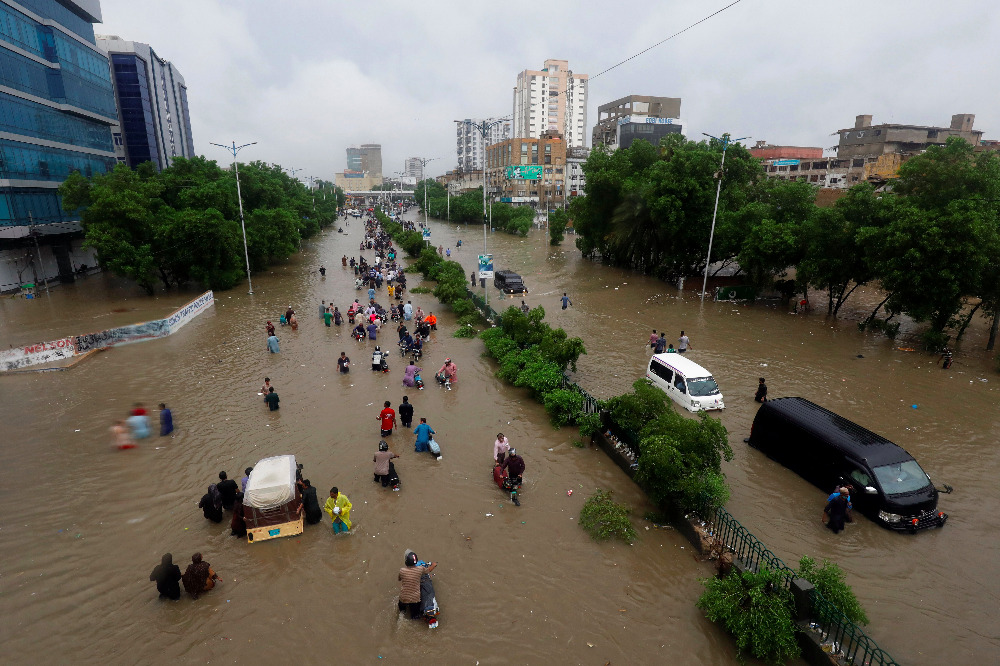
[60,164,164,294]
[797,184,892,316]
[725,179,815,294]
[573,134,761,276]
[157,208,244,289]
[245,208,300,269]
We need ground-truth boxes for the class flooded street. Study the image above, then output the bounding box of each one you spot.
[2,212,998,664]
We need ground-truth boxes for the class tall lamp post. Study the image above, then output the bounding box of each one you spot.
[211,140,257,294]
[454,118,505,252]
[417,157,439,228]
[700,132,748,302]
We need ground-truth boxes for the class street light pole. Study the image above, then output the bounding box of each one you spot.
[417,157,439,230]
[211,140,257,294]
[455,118,507,312]
[700,132,748,302]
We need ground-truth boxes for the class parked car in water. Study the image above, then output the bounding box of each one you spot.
[494,270,527,295]
[645,353,725,412]
[747,397,947,532]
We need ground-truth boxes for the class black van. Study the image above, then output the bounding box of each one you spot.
[494,270,527,295]
[748,397,946,532]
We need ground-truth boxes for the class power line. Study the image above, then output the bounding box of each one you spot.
[477,0,745,128]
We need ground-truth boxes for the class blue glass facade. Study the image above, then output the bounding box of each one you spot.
[0,0,116,229]
[110,53,157,167]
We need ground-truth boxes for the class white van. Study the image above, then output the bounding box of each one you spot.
[646,353,725,412]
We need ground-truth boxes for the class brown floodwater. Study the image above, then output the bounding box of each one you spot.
[1,213,996,665]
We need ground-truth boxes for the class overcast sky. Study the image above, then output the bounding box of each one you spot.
[99,0,998,180]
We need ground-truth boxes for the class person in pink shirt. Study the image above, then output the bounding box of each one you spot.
[493,433,510,464]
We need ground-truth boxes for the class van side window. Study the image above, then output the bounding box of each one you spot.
[674,374,686,393]
[649,360,673,382]
[850,469,871,487]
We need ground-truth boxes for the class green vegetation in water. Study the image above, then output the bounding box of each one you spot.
[579,489,637,543]
[452,326,478,338]
[697,568,801,665]
[572,438,586,448]
[60,158,345,295]
[796,556,869,625]
[409,286,432,294]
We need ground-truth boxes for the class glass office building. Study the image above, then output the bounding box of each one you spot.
[0,0,117,235]
[97,36,194,170]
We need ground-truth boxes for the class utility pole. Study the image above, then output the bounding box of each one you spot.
[211,140,257,294]
[27,211,49,296]
[700,132,749,301]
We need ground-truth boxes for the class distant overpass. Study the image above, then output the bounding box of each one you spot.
[343,191,415,198]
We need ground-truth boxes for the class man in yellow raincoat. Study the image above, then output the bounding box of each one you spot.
[324,487,352,533]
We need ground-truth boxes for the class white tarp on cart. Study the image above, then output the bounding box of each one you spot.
[245,455,296,509]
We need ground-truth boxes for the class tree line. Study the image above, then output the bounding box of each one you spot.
[60,158,345,295]
[414,179,536,236]
[571,135,1000,350]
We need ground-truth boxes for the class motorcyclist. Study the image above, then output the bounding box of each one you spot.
[500,448,525,506]
[436,358,457,385]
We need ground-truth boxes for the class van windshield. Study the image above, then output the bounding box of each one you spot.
[687,377,720,397]
[872,461,930,495]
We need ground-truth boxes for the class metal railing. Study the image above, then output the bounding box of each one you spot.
[809,592,899,666]
[466,288,498,321]
[695,504,900,666]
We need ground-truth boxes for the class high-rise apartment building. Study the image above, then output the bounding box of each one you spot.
[512,59,588,148]
[455,118,510,172]
[0,0,117,236]
[405,157,424,181]
[96,35,194,170]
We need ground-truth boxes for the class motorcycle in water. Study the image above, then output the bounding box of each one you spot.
[493,463,522,506]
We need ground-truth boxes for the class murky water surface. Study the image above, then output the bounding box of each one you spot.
[1,214,997,664]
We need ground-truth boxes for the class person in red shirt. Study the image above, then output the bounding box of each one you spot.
[377,400,397,437]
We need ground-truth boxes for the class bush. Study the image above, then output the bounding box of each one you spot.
[697,568,801,664]
[451,298,476,318]
[543,388,584,427]
[796,556,869,625]
[409,286,431,294]
[579,489,636,543]
[453,325,478,338]
[577,411,604,437]
[513,350,566,397]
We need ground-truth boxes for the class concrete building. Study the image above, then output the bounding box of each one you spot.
[512,59,588,148]
[456,118,510,172]
[346,144,382,183]
[335,170,381,192]
[756,114,985,190]
[485,130,566,209]
[0,0,119,291]
[836,114,982,160]
[404,157,423,181]
[436,169,483,193]
[592,95,682,151]
[96,35,194,170]
[566,146,589,200]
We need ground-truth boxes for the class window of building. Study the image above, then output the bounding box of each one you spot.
[852,159,864,167]
[928,130,939,139]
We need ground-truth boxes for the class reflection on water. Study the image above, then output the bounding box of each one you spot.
[1,216,997,664]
